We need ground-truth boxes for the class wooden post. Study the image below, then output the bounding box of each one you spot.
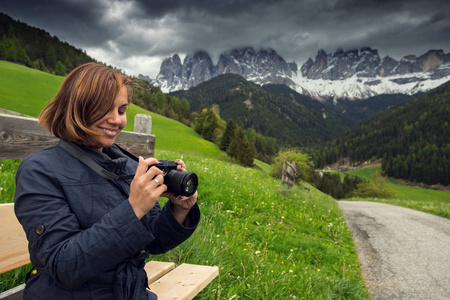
[134,114,152,135]
[280,157,297,193]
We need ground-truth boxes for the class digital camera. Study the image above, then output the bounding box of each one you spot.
[151,160,198,197]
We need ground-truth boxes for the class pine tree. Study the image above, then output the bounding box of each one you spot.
[227,127,254,167]
[45,45,57,70]
[54,60,67,76]
[221,119,236,151]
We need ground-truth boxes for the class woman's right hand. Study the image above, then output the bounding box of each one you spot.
[128,156,167,219]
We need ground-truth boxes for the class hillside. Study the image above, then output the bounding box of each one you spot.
[0,60,221,158]
[312,80,450,186]
[171,73,352,146]
[328,93,414,123]
[0,13,96,74]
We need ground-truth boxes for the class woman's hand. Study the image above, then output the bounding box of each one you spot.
[162,159,198,225]
[129,156,167,219]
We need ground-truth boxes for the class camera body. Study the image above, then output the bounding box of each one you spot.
[151,160,198,197]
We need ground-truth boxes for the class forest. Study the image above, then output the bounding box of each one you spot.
[0,13,94,74]
[305,81,450,186]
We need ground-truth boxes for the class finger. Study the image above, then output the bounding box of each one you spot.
[175,159,186,171]
[155,182,168,194]
[135,157,159,176]
[134,156,147,176]
[153,174,164,187]
[143,160,165,179]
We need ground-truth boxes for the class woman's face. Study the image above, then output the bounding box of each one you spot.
[88,86,128,151]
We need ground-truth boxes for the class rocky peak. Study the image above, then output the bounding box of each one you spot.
[154,47,297,92]
[417,50,446,72]
[302,47,381,80]
[300,47,450,80]
[156,54,182,86]
[182,51,215,89]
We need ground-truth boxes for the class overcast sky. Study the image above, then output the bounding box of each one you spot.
[1,0,449,77]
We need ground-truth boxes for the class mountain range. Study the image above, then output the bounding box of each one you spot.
[140,47,450,101]
[170,73,356,147]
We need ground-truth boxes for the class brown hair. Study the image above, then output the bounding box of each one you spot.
[39,62,133,147]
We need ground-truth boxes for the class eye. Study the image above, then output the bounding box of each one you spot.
[118,106,128,115]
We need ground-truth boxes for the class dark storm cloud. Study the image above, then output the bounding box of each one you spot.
[1,0,449,76]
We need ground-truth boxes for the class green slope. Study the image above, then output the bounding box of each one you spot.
[0,60,64,116]
[0,60,221,158]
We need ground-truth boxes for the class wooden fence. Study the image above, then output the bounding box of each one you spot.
[0,113,155,159]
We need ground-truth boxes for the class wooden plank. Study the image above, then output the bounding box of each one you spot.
[115,131,155,158]
[149,263,219,300]
[0,283,24,300]
[0,113,155,159]
[144,261,175,284]
[0,114,58,159]
[0,204,30,273]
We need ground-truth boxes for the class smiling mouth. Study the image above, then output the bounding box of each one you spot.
[101,128,119,137]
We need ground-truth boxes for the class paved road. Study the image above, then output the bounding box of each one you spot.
[338,201,450,300]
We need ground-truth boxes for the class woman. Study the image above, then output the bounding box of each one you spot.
[14,62,200,299]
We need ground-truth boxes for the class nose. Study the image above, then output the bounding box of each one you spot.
[107,111,121,124]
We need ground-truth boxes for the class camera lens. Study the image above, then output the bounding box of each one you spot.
[184,175,197,195]
[165,170,198,197]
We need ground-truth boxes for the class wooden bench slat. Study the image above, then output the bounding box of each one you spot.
[144,260,176,284]
[149,263,219,300]
[0,283,25,300]
[0,203,30,273]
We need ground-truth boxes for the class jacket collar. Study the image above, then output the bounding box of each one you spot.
[71,142,129,176]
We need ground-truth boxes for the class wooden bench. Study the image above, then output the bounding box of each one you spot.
[0,203,219,300]
[0,113,219,299]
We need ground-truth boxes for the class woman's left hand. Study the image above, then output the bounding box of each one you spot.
[162,159,198,225]
[168,191,198,211]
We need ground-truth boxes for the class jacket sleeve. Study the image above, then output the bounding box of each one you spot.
[14,155,156,289]
[142,201,201,254]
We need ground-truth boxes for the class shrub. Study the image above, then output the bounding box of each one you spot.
[270,149,314,182]
[352,169,396,199]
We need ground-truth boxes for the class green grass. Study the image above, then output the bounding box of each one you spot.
[0,159,21,204]
[344,165,450,219]
[0,61,369,298]
[153,151,368,299]
[126,105,222,158]
[253,159,272,174]
[0,61,64,117]
[1,153,369,298]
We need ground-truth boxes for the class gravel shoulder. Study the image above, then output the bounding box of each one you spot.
[339,201,450,300]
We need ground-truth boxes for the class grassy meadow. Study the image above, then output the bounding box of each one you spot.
[0,60,64,116]
[0,152,369,298]
[343,165,450,219]
[0,61,369,298]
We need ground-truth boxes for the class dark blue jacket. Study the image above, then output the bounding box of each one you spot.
[14,141,200,299]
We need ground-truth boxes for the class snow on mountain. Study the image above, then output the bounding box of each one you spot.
[140,47,450,101]
[292,63,450,101]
